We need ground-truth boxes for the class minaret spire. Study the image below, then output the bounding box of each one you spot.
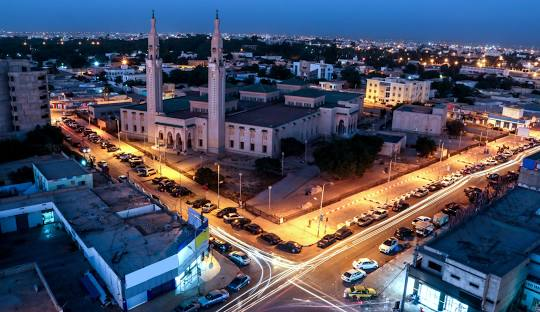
[146,10,163,144]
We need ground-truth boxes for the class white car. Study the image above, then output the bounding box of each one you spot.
[228,251,250,266]
[353,213,370,223]
[198,289,229,308]
[413,188,429,198]
[379,237,399,254]
[412,216,432,227]
[440,177,454,187]
[352,258,379,271]
[340,269,366,283]
[371,209,388,220]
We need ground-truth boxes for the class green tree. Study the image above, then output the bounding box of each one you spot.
[194,167,224,191]
[255,157,281,177]
[415,136,437,157]
[340,66,361,88]
[114,76,123,84]
[446,120,465,137]
[281,138,305,157]
[268,65,293,80]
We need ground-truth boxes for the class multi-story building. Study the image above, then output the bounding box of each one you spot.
[0,59,50,136]
[364,77,430,107]
[292,60,334,80]
[392,104,447,135]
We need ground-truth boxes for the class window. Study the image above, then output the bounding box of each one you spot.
[262,145,267,153]
[133,125,137,132]
[250,143,255,151]
[230,140,234,148]
[427,261,442,272]
[141,126,145,133]
[469,282,479,289]
[199,139,203,147]
[11,96,16,102]
[450,274,460,280]
[240,142,244,149]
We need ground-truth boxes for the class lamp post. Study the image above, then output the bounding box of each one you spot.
[215,162,221,210]
[387,158,393,183]
[238,172,243,208]
[317,182,333,237]
[281,152,285,176]
[268,186,272,212]
[116,119,121,143]
[304,139,308,163]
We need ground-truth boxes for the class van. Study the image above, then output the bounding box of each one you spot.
[432,212,449,227]
[415,221,434,237]
[139,168,156,177]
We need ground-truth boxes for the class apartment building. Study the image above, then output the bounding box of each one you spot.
[292,60,334,80]
[0,59,50,136]
[392,104,447,135]
[364,77,430,107]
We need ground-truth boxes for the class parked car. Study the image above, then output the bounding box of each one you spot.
[107,146,119,152]
[413,188,429,198]
[317,234,337,248]
[174,302,200,312]
[392,201,410,212]
[442,202,462,216]
[343,286,378,300]
[352,258,379,271]
[259,232,282,245]
[394,227,414,240]
[223,213,244,224]
[341,269,366,283]
[216,207,237,218]
[379,237,399,254]
[440,177,455,187]
[117,175,128,183]
[487,173,500,182]
[197,289,229,308]
[226,273,251,293]
[277,241,302,254]
[432,212,449,227]
[209,237,232,253]
[191,198,210,208]
[138,168,157,177]
[412,216,431,227]
[231,218,251,229]
[151,176,167,184]
[415,221,434,237]
[202,203,217,213]
[228,251,251,266]
[354,215,374,227]
[335,227,353,240]
[243,223,263,235]
[371,209,388,221]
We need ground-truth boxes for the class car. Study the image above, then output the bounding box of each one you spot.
[138,168,157,177]
[243,223,263,235]
[191,198,210,208]
[335,227,353,240]
[97,160,108,168]
[151,176,167,184]
[484,158,497,166]
[277,241,302,254]
[474,163,486,171]
[352,258,379,271]
[343,285,378,300]
[228,251,250,266]
[317,234,337,248]
[202,203,217,213]
[107,146,119,152]
[487,173,500,181]
[440,177,455,187]
[427,182,442,192]
[174,302,200,312]
[452,172,463,180]
[117,175,128,183]
[413,188,429,198]
[442,202,462,216]
[341,269,366,283]
[216,207,237,218]
[197,289,229,308]
[79,145,90,153]
[394,227,414,240]
[392,201,410,212]
[354,215,374,227]
[412,216,431,227]
[209,237,232,253]
[259,232,282,245]
[223,213,244,223]
[227,273,251,293]
[379,237,399,254]
[231,217,251,229]
[133,164,147,172]
[171,186,192,197]
[371,209,388,221]
[415,221,435,237]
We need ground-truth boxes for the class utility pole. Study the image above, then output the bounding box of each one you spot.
[281,152,285,176]
[215,162,221,210]
[116,119,121,143]
[304,139,308,163]
[317,183,332,237]
[387,159,393,183]
[238,172,243,208]
[268,186,272,212]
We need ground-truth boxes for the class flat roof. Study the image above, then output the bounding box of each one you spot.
[378,133,405,143]
[287,88,326,98]
[396,104,433,114]
[0,185,195,278]
[323,91,360,104]
[123,97,190,114]
[34,159,89,180]
[278,77,309,86]
[426,187,540,277]
[0,263,60,312]
[240,84,278,93]
[226,104,317,128]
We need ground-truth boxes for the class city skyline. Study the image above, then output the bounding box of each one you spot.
[2,0,540,47]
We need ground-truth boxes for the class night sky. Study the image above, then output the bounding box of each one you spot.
[2,0,539,47]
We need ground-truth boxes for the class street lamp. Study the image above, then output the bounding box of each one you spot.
[268,186,272,212]
[238,172,243,208]
[215,162,221,210]
[317,182,333,237]
[304,139,308,163]
[281,152,285,176]
[116,119,121,143]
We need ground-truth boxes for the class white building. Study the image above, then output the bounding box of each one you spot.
[487,105,531,131]
[392,104,447,135]
[120,13,361,159]
[104,65,136,81]
[292,60,334,80]
[33,159,93,191]
[365,77,431,107]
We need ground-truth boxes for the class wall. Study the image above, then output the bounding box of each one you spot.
[116,204,159,219]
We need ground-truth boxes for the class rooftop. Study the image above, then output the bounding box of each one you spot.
[396,104,433,114]
[278,77,309,86]
[287,88,326,98]
[34,159,89,180]
[240,84,278,93]
[226,103,317,128]
[123,97,191,113]
[426,187,540,277]
[323,91,360,105]
[378,133,405,143]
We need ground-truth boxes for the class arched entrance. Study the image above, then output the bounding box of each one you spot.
[337,120,346,135]
[167,132,174,149]
[187,132,192,149]
[176,133,183,152]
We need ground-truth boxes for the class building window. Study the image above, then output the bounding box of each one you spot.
[230,140,234,148]
[262,145,267,153]
[240,142,244,150]
[469,282,479,289]
[141,126,145,133]
[427,261,442,272]
[450,274,460,280]
[199,139,203,147]
[250,143,255,151]
[133,125,137,132]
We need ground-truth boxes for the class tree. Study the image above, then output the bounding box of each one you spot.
[340,66,361,88]
[446,120,465,137]
[313,135,383,177]
[114,76,123,84]
[281,138,305,157]
[415,136,437,157]
[403,63,419,75]
[194,167,224,191]
[268,65,293,80]
[255,157,281,177]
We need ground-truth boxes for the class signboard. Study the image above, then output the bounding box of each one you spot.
[188,208,203,229]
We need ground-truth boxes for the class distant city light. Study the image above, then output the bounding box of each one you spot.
[94,61,100,67]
